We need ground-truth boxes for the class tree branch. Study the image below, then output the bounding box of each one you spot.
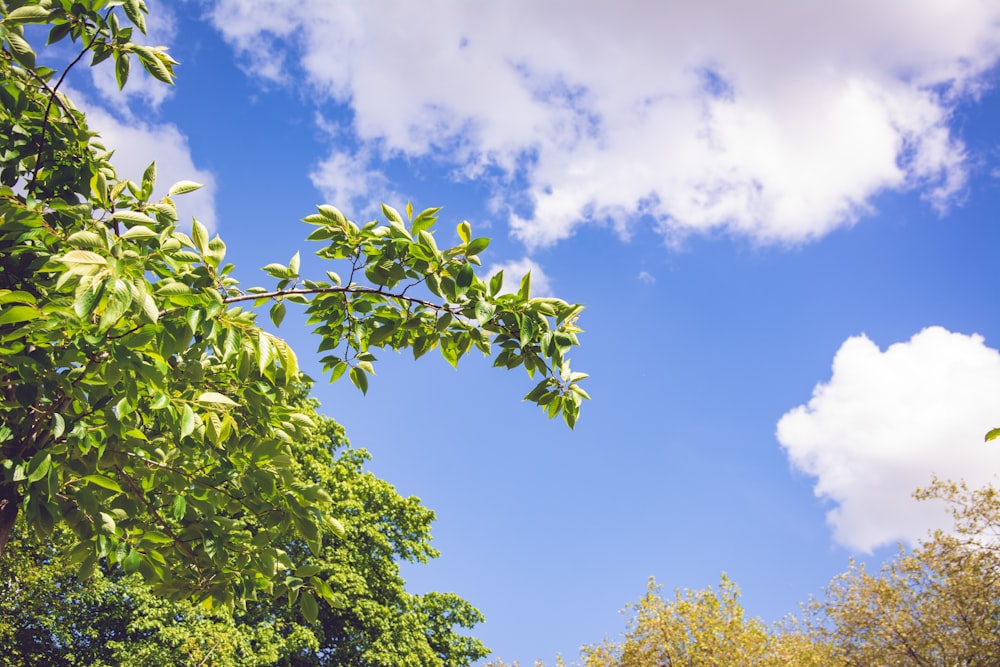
[223,284,465,315]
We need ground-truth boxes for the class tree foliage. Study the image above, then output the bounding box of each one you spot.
[1,393,489,666]
[575,577,830,667]
[801,478,1000,666]
[0,0,587,617]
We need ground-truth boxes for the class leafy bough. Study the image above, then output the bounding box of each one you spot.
[0,0,587,617]
[230,201,588,424]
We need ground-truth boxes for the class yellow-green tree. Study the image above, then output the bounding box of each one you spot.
[578,576,831,667]
[804,479,1000,666]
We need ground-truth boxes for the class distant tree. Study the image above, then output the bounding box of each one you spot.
[576,576,831,667]
[803,478,1000,666]
[0,393,488,666]
[0,0,587,618]
[484,578,831,667]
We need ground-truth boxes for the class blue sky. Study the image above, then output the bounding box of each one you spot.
[64,1,1000,663]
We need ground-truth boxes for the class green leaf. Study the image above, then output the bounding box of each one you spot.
[517,272,531,300]
[74,279,106,320]
[25,452,51,483]
[330,360,348,382]
[168,180,204,196]
[327,516,346,539]
[474,301,496,323]
[489,270,504,296]
[180,404,196,437]
[112,210,158,226]
[134,45,175,84]
[120,225,157,240]
[295,564,323,578]
[258,331,275,375]
[122,548,141,573]
[0,290,36,305]
[349,367,368,394]
[82,475,124,494]
[123,0,147,33]
[61,250,108,267]
[191,218,209,255]
[51,413,65,439]
[4,5,52,22]
[67,230,105,248]
[0,304,40,325]
[141,531,173,545]
[115,52,130,89]
[382,203,403,224]
[77,553,98,581]
[466,237,490,255]
[172,495,186,521]
[315,204,347,224]
[6,32,35,68]
[47,21,72,45]
[457,221,472,243]
[301,590,319,623]
[987,427,1000,443]
[98,512,117,535]
[270,301,286,327]
[141,161,157,192]
[263,262,291,278]
[196,391,238,407]
[418,230,439,255]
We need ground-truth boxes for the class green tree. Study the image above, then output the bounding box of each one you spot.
[0,393,488,666]
[0,0,587,617]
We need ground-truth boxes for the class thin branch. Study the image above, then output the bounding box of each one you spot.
[223,284,464,315]
[0,51,81,131]
[28,11,111,192]
[114,464,199,563]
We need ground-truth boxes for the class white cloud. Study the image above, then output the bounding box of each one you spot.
[84,103,217,231]
[89,0,179,112]
[776,327,1000,552]
[637,271,656,285]
[209,0,1000,248]
[309,148,396,220]
[486,258,553,297]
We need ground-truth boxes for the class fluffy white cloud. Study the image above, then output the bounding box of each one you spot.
[209,0,1000,248]
[777,327,1000,552]
[309,148,396,220]
[487,258,553,297]
[84,104,217,230]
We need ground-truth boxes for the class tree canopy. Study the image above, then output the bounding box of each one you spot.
[0,0,588,618]
[1,393,490,666]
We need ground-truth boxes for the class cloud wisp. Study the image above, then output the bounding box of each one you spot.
[777,327,1000,553]
[210,0,1000,248]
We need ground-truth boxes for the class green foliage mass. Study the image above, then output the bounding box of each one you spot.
[1,393,489,666]
[0,0,587,622]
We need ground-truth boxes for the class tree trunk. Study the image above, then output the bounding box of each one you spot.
[0,482,20,557]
